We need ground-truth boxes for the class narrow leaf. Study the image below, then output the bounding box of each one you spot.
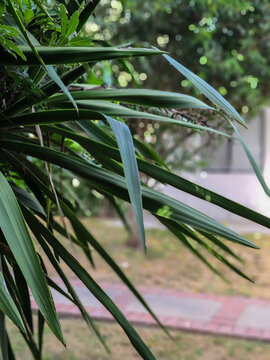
[46,66,78,112]
[0,173,64,343]
[77,0,100,33]
[157,216,228,281]
[0,309,8,360]
[4,65,85,118]
[66,11,79,36]
[0,46,163,66]
[48,88,211,109]
[0,272,25,332]
[60,4,68,35]
[5,108,232,138]
[161,52,247,127]
[226,116,270,197]
[11,183,45,217]
[105,115,145,249]
[44,124,270,229]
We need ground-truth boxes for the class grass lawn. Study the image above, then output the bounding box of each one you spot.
[14,217,270,359]
[7,318,270,360]
[42,218,270,299]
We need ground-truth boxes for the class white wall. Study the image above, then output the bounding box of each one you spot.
[162,108,270,226]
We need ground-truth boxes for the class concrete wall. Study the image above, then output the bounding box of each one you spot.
[162,108,270,224]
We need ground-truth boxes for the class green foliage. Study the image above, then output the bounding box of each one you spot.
[90,0,270,169]
[0,1,269,359]
[93,0,270,115]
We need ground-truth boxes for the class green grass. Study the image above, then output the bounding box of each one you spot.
[6,318,270,360]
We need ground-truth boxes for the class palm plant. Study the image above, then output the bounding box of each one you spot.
[1,1,270,359]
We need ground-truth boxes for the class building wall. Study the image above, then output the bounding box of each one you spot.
[162,108,270,224]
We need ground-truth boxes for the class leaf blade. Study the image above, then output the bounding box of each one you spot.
[0,272,25,332]
[0,46,163,66]
[105,115,145,249]
[161,52,247,127]
[0,173,64,344]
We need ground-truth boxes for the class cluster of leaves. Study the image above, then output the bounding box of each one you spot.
[0,1,270,360]
[0,2,26,61]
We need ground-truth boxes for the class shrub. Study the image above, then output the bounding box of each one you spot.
[0,1,269,359]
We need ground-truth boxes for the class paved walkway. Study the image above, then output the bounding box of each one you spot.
[32,280,270,341]
[107,214,270,234]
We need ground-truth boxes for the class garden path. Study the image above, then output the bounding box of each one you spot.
[32,279,270,342]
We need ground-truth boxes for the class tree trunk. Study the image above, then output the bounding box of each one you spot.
[97,198,115,218]
[125,205,142,249]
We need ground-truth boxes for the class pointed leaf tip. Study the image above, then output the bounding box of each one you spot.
[156,47,247,127]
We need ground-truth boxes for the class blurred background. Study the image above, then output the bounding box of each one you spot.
[64,0,270,224]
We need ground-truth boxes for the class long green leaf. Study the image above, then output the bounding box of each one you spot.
[46,66,78,112]
[197,230,243,263]
[77,0,100,33]
[1,257,40,359]
[0,309,8,360]
[4,149,259,299]
[11,184,45,217]
[105,115,145,249]
[6,334,15,360]
[37,310,44,358]
[5,108,232,138]
[166,220,252,282]
[226,115,270,197]
[13,264,33,332]
[25,30,79,112]
[48,88,211,109]
[0,272,25,332]
[76,120,117,146]
[0,46,163,66]
[55,206,170,338]
[161,52,247,127]
[0,172,64,344]
[157,216,228,281]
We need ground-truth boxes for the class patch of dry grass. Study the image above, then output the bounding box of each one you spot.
[6,318,270,360]
[40,218,270,299]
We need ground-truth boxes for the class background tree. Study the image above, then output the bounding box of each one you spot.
[93,0,270,113]
[88,0,270,169]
